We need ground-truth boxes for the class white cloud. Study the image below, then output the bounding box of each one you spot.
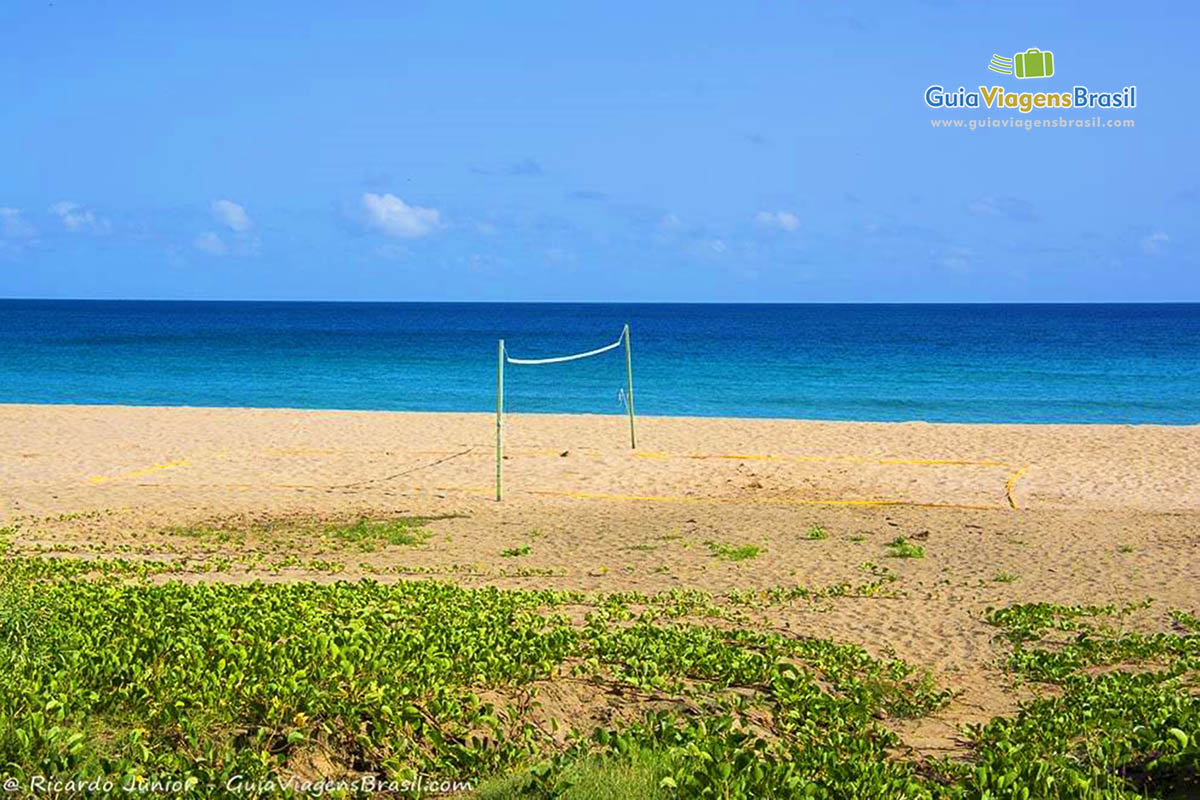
[193,231,228,256]
[50,201,111,234]
[362,193,442,238]
[938,245,972,272]
[0,207,35,238]
[1142,230,1169,255]
[691,237,728,256]
[211,199,252,232]
[966,196,1036,222]
[658,213,685,231]
[466,252,498,273]
[755,210,800,232]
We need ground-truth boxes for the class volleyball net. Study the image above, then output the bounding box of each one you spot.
[496,324,636,500]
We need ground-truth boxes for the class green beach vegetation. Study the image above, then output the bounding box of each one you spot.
[169,515,453,554]
[885,536,926,559]
[0,550,1196,797]
[704,541,761,562]
[327,516,435,550]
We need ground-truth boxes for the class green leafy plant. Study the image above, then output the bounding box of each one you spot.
[704,541,761,562]
[885,536,925,559]
[327,516,432,550]
[2,550,1195,799]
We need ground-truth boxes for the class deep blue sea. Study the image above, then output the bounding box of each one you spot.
[1,301,1198,424]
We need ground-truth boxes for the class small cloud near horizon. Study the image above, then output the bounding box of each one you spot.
[938,245,972,272]
[694,237,728,256]
[1142,230,1169,255]
[211,199,252,232]
[50,201,111,234]
[967,195,1037,222]
[193,231,228,256]
[658,213,685,231]
[362,193,442,238]
[755,210,800,232]
[0,207,36,239]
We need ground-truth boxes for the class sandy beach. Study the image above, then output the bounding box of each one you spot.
[3,403,1198,754]
[3,403,1198,517]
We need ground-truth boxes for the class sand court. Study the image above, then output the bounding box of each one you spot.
[2,404,1197,523]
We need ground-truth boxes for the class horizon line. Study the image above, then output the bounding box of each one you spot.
[3,297,1199,306]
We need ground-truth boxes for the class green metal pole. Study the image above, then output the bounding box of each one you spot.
[496,339,504,501]
[623,324,636,449]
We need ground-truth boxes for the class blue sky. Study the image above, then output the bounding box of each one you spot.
[1,1,1196,302]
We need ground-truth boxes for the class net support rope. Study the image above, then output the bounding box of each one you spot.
[496,325,636,500]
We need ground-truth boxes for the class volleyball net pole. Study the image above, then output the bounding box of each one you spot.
[623,323,636,450]
[496,325,635,501]
[496,339,505,501]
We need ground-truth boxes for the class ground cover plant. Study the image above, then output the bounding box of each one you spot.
[163,514,453,556]
[327,516,435,550]
[704,541,761,562]
[885,536,925,559]
[0,548,1196,798]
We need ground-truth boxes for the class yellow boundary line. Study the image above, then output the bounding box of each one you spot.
[282,447,1008,466]
[87,459,190,485]
[1005,464,1031,510]
[90,448,1005,470]
[526,489,998,511]
[109,482,999,511]
[635,451,1006,467]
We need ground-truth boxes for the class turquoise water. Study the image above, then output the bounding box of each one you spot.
[1,301,1197,423]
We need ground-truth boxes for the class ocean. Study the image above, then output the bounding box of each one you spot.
[1,300,1197,424]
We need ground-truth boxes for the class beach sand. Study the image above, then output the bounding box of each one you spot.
[2,403,1198,752]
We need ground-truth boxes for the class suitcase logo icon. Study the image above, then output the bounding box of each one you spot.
[988,48,1055,79]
